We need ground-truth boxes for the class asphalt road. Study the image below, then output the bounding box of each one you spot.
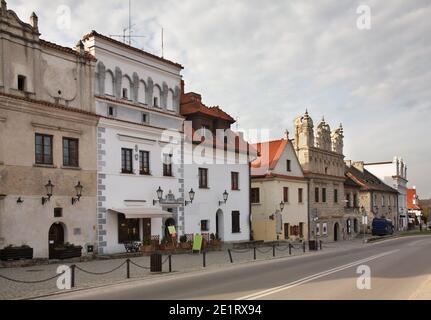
[45,235,431,300]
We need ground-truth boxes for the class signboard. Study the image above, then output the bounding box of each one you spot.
[168,226,177,238]
[192,234,203,252]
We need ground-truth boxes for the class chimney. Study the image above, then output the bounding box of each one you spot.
[181,80,185,95]
[344,160,353,167]
[1,1,7,15]
[284,129,289,140]
[75,40,85,56]
[353,161,364,172]
[30,12,38,32]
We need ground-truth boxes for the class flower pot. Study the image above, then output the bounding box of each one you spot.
[0,247,33,261]
[180,242,191,250]
[49,246,82,260]
[141,245,153,253]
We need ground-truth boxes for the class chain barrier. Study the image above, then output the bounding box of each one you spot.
[74,261,127,275]
[256,247,273,254]
[162,256,170,265]
[0,272,65,284]
[129,259,151,270]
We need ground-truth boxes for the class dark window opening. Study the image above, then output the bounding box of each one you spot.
[201,220,210,232]
[63,137,79,167]
[315,187,319,203]
[163,154,173,177]
[118,213,140,243]
[199,168,208,188]
[108,106,115,117]
[283,187,289,203]
[35,133,53,165]
[251,188,260,204]
[18,75,26,91]
[54,208,63,218]
[334,189,338,203]
[122,88,128,99]
[121,148,133,174]
[139,150,150,175]
[154,97,159,107]
[322,188,327,203]
[298,188,303,203]
[286,160,291,172]
[232,211,240,233]
[231,172,239,190]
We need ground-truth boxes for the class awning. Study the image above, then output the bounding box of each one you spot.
[109,207,173,219]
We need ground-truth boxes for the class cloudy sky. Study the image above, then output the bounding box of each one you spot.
[11,0,431,197]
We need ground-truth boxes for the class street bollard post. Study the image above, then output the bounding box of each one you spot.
[303,242,306,253]
[169,255,172,273]
[228,249,233,263]
[273,245,276,258]
[203,251,206,268]
[126,259,130,279]
[289,243,292,255]
[254,247,257,260]
[71,264,76,288]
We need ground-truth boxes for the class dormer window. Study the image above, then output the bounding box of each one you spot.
[122,88,128,100]
[18,75,26,91]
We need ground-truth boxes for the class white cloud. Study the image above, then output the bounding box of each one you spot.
[10,0,431,197]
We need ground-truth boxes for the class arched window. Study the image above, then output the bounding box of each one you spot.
[167,89,175,111]
[153,85,161,108]
[122,75,132,100]
[105,70,114,96]
[138,80,147,104]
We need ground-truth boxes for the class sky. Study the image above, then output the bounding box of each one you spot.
[10,0,431,198]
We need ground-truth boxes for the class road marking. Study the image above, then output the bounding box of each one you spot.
[236,249,399,300]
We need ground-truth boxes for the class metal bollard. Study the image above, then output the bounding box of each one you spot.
[273,245,276,258]
[253,247,257,260]
[203,251,206,268]
[169,255,172,273]
[126,259,130,279]
[228,249,233,263]
[71,264,76,288]
[320,240,323,250]
[303,242,306,253]
[289,243,292,255]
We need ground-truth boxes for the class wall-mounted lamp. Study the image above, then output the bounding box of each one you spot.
[153,186,164,205]
[17,197,24,204]
[219,190,229,206]
[185,188,195,206]
[42,180,54,205]
[279,201,285,212]
[72,181,83,205]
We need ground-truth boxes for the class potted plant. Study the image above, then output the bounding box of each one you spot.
[179,235,191,250]
[49,243,82,260]
[159,237,169,251]
[0,244,33,261]
[210,233,221,247]
[141,239,153,253]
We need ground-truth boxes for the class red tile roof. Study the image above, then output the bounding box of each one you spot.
[82,31,183,69]
[180,92,235,123]
[40,39,97,62]
[251,139,288,170]
[407,188,421,210]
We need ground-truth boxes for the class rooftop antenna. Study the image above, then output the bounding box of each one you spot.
[109,0,146,47]
[161,27,164,58]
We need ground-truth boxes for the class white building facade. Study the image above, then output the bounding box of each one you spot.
[83,32,185,254]
[365,157,408,231]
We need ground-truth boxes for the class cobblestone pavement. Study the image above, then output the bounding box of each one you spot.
[0,240,367,300]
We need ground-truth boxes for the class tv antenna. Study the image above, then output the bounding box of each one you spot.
[109,0,146,47]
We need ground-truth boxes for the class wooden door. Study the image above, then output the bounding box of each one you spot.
[143,218,151,241]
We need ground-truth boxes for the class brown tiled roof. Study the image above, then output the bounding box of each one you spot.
[40,39,97,62]
[0,92,98,118]
[180,92,235,123]
[82,31,183,69]
[346,165,399,194]
[251,172,307,181]
[251,139,287,170]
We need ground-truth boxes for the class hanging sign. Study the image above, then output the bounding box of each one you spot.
[168,226,177,238]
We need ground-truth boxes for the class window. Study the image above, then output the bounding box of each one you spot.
[54,208,63,218]
[346,194,351,208]
[153,97,159,107]
[201,220,210,232]
[163,154,173,177]
[232,211,240,233]
[199,168,208,188]
[382,195,385,207]
[122,88,128,99]
[63,138,79,167]
[118,213,140,243]
[142,113,149,124]
[283,187,289,203]
[286,160,291,172]
[316,223,321,236]
[325,167,328,175]
[108,106,115,117]
[299,222,304,238]
[322,188,327,203]
[251,188,260,204]
[35,134,53,165]
[121,148,133,174]
[139,151,150,175]
[18,75,26,91]
[353,194,358,208]
[315,187,319,203]
[298,188,303,203]
[323,223,328,235]
[231,172,239,190]
[334,189,338,203]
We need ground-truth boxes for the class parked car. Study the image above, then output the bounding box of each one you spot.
[372,218,394,236]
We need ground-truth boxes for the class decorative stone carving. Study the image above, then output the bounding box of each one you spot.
[331,124,344,154]
[315,118,332,151]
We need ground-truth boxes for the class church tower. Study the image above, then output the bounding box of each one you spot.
[294,110,314,150]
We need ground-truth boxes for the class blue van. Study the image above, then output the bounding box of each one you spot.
[372,218,394,236]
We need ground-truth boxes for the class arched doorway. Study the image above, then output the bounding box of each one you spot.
[216,209,224,241]
[49,223,65,259]
[164,218,176,239]
[333,222,339,242]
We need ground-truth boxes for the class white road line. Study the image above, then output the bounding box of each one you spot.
[236,249,399,300]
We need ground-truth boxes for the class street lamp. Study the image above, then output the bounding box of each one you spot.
[153,186,164,205]
[279,202,285,212]
[42,180,54,205]
[219,190,229,206]
[185,188,196,206]
[72,181,83,205]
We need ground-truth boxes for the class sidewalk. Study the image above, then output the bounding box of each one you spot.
[0,240,364,300]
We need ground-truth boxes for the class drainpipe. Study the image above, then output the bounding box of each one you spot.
[248,161,252,241]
